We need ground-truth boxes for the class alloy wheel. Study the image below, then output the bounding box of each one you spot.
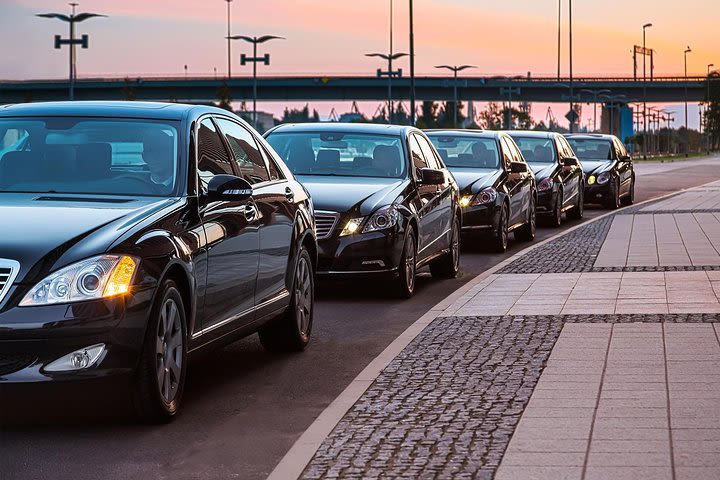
[294,255,313,336]
[405,235,416,292]
[451,219,460,272]
[155,298,183,404]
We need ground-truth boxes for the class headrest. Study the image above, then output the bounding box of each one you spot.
[533,145,553,163]
[287,143,315,173]
[372,145,401,175]
[0,151,37,186]
[353,156,373,168]
[316,149,340,170]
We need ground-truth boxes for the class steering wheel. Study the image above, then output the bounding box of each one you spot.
[355,167,388,177]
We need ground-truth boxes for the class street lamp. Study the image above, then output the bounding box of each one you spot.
[684,46,692,157]
[707,63,715,153]
[224,0,233,79]
[228,34,284,129]
[435,65,476,128]
[36,3,106,101]
[367,53,408,123]
[580,89,610,132]
[568,0,574,132]
[642,23,652,159]
[409,0,416,125]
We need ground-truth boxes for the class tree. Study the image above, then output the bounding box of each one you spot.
[437,101,466,128]
[478,102,504,130]
[215,81,232,111]
[280,104,320,124]
[416,101,440,129]
[705,71,720,150]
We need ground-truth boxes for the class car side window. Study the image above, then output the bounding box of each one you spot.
[415,134,443,170]
[615,139,629,159]
[260,145,283,181]
[500,138,513,169]
[215,118,270,184]
[409,135,428,178]
[197,118,234,188]
[557,136,573,160]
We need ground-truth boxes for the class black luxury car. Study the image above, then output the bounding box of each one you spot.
[507,131,584,226]
[427,130,536,252]
[0,102,316,422]
[565,134,635,209]
[265,123,461,298]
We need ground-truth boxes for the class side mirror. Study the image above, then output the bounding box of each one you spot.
[509,161,528,174]
[562,157,579,167]
[207,174,253,201]
[620,155,632,163]
[419,168,445,185]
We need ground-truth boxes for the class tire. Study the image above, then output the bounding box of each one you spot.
[514,194,536,242]
[395,231,417,298]
[622,176,635,206]
[605,178,621,209]
[546,189,563,227]
[258,247,314,352]
[133,280,188,423]
[490,203,509,253]
[567,181,584,220]
[430,216,460,279]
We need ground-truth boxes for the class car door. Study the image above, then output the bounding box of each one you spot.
[215,116,295,311]
[556,135,580,207]
[415,133,453,248]
[614,138,632,194]
[197,117,259,336]
[408,133,440,257]
[501,136,529,226]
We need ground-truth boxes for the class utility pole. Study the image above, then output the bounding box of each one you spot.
[225,0,232,79]
[642,23,652,159]
[435,65,475,127]
[568,0,574,133]
[684,46,692,157]
[409,0,416,125]
[36,3,106,101]
[557,0,561,80]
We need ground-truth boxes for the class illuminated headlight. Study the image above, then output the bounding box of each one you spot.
[459,195,473,208]
[44,344,106,372]
[340,218,365,236]
[475,187,498,205]
[20,255,139,306]
[596,172,611,185]
[363,205,400,233]
[537,177,554,192]
[587,175,596,185]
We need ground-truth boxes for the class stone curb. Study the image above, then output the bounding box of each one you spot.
[266,179,715,480]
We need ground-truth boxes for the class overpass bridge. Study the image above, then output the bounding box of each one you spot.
[0,75,708,105]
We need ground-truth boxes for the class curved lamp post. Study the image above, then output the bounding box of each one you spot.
[435,65,476,128]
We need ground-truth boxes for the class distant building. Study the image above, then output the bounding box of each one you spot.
[235,110,277,133]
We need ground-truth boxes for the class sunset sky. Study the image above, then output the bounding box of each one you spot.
[3,0,719,128]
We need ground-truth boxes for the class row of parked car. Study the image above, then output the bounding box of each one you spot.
[0,102,634,421]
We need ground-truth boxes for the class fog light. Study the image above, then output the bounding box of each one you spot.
[44,344,106,372]
[587,175,596,185]
[459,196,472,208]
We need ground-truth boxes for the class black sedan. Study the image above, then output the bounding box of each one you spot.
[508,131,584,226]
[0,101,316,422]
[565,134,635,209]
[265,123,461,298]
[427,130,536,253]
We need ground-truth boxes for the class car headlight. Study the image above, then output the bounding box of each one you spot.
[475,187,498,205]
[363,205,400,233]
[596,172,611,185]
[20,255,139,307]
[459,195,473,208]
[537,177,554,192]
[587,175,596,185]
[340,218,364,236]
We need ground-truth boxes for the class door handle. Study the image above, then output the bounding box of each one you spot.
[285,187,295,202]
[243,203,257,221]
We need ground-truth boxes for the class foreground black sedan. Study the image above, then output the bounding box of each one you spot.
[0,102,316,422]
[265,123,461,298]
[427,130,536,252]
[508,131,584,226]
[565,134,635,208]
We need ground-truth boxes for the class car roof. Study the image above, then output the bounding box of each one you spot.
[564,133,616,141]
[268,122,415,136]
[0,101,230,121]
[424,129,502,139]
[505,130,555,139]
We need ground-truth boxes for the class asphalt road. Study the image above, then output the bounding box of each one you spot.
[1,157,718,480]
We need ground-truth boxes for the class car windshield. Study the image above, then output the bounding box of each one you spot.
[509,136,556,164]
[566,138,613,161]
[265,131,406,178]
[427,135,500,169]
[0,117,179,196]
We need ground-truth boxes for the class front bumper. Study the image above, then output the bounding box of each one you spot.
[316,229,405,276]
[460,203,500,234]
[0,285,154,384]
[584,182,612,204]
[536,188,558,214]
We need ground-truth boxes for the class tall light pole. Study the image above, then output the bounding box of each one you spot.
[642,23,652,159]
[409,0,416,125]
[707,63,715,153]
[36,3,106,101]
[225,0,233,79]
[684,46,692,157]
[435,65,475,127]
[557,0,562,80]
[228,34,284,129]
[367,53,408,123]
[568,0,574,132]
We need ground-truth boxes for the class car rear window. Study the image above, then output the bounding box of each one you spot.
[427,135,500,169]
[566,138,613,160]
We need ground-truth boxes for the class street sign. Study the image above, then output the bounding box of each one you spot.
[565,109,579,123]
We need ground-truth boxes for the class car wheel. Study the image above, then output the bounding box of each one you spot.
[490,203,509,253]
[547,189,562,227]
[622,176,635,206]
[258,246,314,352]
[395,231,417,298]
[567,181,584,220]
[514,195,536,242]
[133,279,187,423]
[430,216,460,279]
[606,178,621,209]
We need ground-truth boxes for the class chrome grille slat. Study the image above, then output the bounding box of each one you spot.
[0,260,20,305]
[314,211,340,240]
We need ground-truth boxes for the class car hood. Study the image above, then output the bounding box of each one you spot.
[581,160,615,175]
[0,193,179,283]
[449,168,502,194]
[297,175,408,216]
[528,163,557,180]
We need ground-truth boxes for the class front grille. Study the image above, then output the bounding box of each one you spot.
[314,211,340,240]
[0,259,20,305]
[0,354,35,376]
